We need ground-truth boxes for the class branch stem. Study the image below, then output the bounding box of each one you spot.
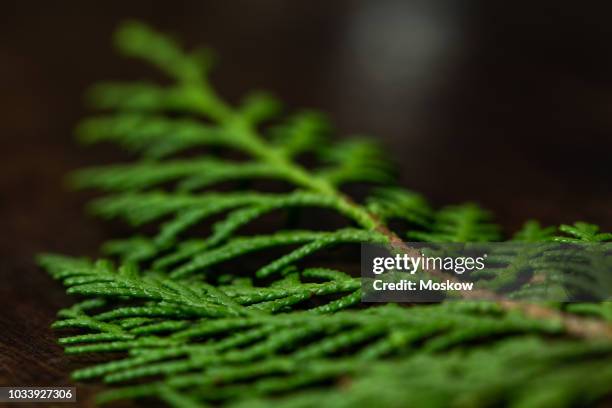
[188,78,612,341]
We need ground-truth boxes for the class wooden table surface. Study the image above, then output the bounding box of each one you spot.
[2,2,612,407]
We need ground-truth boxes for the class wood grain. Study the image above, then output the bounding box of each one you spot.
[1,2,612,407]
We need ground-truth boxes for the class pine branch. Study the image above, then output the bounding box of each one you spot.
[37,21,612,407]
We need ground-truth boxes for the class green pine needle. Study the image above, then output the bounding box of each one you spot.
[37,21,612,407]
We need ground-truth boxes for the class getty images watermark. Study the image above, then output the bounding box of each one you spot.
[361,242,612,302]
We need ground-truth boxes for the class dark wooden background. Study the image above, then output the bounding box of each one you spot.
[1,1,611,406]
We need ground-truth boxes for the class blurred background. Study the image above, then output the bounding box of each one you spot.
[1,0,611,390]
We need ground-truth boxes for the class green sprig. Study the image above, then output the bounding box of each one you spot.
[38,21,612,408]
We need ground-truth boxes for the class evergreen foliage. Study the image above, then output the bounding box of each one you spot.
[38,21,612,407]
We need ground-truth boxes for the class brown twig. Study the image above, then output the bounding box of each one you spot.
[371,218,612,341]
